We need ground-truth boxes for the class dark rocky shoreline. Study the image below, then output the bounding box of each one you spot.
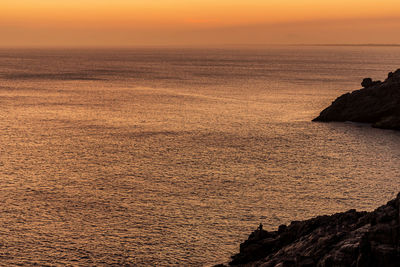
[218,193,400,267]
[313,69,400,130]
[216,70,400,266]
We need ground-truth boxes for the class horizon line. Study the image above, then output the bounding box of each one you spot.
[1,43,400,50]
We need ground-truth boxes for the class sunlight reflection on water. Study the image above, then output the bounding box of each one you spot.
[0,47,400,265]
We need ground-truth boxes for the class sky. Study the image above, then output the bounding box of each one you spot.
[1,0,400,47]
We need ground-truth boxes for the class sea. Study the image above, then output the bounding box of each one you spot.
[0,46,400,266]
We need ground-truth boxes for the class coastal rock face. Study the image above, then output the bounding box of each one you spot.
[227,193,400,266]
[313,69,400,130]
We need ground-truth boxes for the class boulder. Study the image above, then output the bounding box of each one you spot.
[361,78,381,88]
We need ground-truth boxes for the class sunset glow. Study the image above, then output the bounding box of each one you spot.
[1,0,400,46]
[2,0,400,266]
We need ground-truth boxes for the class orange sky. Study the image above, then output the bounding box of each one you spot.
[1,0,400,47]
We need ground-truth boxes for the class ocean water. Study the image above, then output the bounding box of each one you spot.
[0,46,400,266]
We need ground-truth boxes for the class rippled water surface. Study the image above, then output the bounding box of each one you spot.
[1,46,400,266]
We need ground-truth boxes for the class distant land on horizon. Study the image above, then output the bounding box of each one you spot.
[298,43,400,47]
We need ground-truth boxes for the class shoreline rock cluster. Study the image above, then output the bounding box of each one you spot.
[216,70,400,266]
[218,193,400,266]
[313,69,400,130]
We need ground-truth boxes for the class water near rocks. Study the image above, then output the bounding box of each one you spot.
[0,46,400,266]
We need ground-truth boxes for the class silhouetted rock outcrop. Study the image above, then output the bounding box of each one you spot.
[313,69,400,130]
[222,193,400,266]
[361,78,381,88]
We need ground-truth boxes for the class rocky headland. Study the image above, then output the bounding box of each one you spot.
[216,70,400,266]
[313,69,400,130]
[218,193,400,266]
[216,70,400,267]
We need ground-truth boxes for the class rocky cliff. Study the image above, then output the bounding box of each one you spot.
[220,193,400,267]
[313,69,400,130]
